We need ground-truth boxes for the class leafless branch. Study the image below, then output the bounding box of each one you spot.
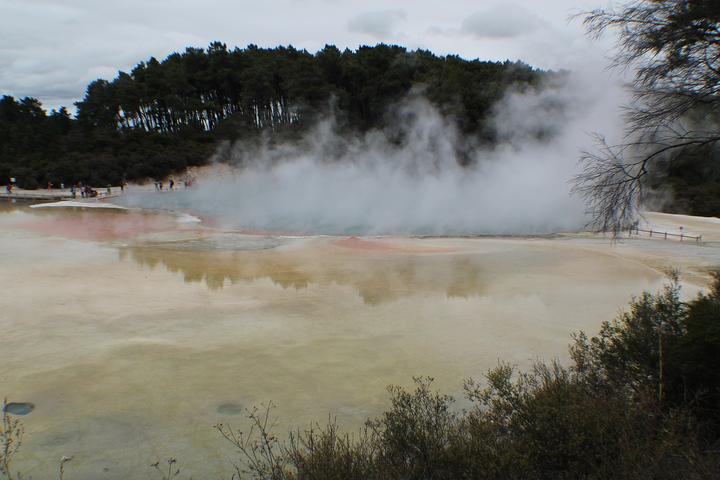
[573,1,720,231]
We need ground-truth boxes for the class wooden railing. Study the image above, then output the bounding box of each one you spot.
[629,227,702,243]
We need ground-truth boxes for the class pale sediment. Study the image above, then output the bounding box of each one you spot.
[0,205,717,480]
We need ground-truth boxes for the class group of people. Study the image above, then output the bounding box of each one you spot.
[4,176,195,196]
[70,183,98,198]
[69,182,126,198]
[154,178,193,191]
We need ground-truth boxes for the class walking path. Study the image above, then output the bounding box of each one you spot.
[0,187,122,201]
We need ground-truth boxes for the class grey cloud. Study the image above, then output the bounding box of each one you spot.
[0,0,210,111]
[425,26,454,37]
[462,3,544,38]
[348,10,406,38]
[0,0,608,111]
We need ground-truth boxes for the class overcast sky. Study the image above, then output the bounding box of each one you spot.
[0,0,617,112]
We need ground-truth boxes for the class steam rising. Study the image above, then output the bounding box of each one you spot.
[122,69,624,235]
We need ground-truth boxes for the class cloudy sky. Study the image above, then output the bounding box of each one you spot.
[0,0,616,112]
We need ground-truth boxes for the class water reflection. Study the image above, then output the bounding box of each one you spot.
[0,200,22,212]
[1,203,188,241]
[119,240,489,305]
[2,207,678,480]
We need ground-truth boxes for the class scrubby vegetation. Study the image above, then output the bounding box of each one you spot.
[5,275,718,479]
[0,43,550,190]
[214,274,720,479]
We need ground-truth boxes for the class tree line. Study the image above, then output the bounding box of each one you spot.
[0,43,548,189]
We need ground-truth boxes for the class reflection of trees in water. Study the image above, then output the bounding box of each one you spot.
[118,245,487,305]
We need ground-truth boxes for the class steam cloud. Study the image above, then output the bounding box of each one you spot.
[122,68,625,235]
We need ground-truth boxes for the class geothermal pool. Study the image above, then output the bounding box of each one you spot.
[0,202,717,479]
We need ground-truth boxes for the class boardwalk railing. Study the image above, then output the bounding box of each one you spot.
[629,227,702,243]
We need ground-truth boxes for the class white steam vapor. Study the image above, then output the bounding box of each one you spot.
[124,68,626,235]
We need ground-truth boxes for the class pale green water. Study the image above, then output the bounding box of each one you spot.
[0,203,706,479]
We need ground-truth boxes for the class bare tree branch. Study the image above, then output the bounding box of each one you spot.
[574,1,720,231]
